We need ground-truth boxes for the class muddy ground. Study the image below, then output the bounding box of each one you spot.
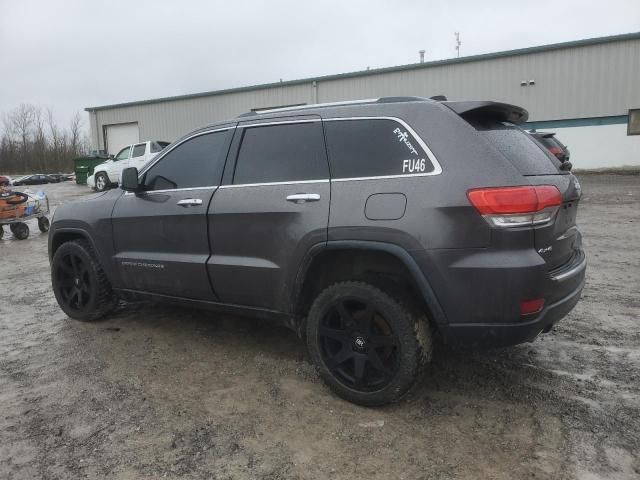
[1,174,639,480]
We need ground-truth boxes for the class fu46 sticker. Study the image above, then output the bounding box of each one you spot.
[402,158,427,173]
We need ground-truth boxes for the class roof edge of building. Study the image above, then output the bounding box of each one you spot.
[85,31,640,112]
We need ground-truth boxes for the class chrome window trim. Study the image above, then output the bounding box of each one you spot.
[138,126,234,177]
[323,116,442,178]
[124,185,217,196]
[127,115,442,196]
[238,119,320,128]
[219,179,329,189]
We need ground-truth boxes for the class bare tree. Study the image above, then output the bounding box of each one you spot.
[0,105,89,174]
[69,112,82,158]
[33,107,47,171]
[7,104,35,172]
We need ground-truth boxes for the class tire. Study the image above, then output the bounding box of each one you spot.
[0,226,3,239]
[51,239,117,321]
[11,222,29,240]
[95,173,109,192]
[306,281,432,406]
[38,216,50,232]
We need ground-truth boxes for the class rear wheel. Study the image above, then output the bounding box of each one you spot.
[51,239,117,321]
[306,281,431,406]
[95,173,109,192]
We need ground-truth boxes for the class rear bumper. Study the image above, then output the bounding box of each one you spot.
[439,274,585,347]
[412,246,586,348]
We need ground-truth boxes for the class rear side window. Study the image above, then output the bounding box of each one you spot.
[143,130,232,190]
[131,143,146,157]
[324,119,433,179]
[471,120,562,175]
[233,122,328,184]
[151,141,170,153]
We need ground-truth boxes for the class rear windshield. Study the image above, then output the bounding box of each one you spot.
[469,119,564,175]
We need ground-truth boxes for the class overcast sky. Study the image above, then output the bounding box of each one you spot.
[1,0,639,132]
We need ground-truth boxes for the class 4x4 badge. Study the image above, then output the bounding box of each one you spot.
[538,246,553,255]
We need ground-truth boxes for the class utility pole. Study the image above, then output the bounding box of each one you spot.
[455,32,461,58]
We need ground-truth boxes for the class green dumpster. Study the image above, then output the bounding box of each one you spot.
[73,157,109,185]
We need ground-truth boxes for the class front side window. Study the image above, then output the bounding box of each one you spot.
[233,121,328,184]
[143,130,233,191]
[131,143,146,157]
[324,119,433,179]
[114,147,131,161]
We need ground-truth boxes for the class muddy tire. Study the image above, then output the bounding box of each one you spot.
[95,173,109,192]
[306,281,431,406]
[51,239,117,321]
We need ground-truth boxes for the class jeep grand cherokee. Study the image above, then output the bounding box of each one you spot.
[49,97,586,406]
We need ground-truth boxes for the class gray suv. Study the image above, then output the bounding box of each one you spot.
[48,97,586,406]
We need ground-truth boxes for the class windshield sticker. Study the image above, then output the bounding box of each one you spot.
[402,158,427,173]
[393,127,419,156]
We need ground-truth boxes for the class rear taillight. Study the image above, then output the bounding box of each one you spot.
[467,185,562,228]
[548,146,563,158]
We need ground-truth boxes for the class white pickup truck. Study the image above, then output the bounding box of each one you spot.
[88,140,170,191]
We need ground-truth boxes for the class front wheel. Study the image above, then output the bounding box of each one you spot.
[95,173,109,192]
[38,216,50,232]
[306,281,432,406]
[51,239,117,321]
[10,222,29,240]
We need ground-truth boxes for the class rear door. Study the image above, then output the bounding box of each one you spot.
[208,117,330,311]
[111,126,235,299]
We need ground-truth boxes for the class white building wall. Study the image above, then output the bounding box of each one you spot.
[554,124,640,169]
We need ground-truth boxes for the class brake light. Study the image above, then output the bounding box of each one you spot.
[467,185,562,228]
[520,298,545,315]
[548,146,563,158]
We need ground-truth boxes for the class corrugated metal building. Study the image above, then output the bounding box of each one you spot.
[86,32,640,169]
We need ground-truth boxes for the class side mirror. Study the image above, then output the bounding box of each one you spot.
[121,167,141,192]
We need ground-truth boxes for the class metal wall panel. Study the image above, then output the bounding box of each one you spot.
[88,37,640,147]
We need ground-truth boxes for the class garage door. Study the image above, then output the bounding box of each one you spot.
[105,123,140,155]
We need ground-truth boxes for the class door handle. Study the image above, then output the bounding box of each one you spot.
[286,193,321,204]
[177,198,203,207]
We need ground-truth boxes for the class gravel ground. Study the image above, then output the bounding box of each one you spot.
[1,174,639,480]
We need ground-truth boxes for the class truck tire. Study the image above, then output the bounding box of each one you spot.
[95,173,109,192]
[306,281,432,406]
[51,239,117,321]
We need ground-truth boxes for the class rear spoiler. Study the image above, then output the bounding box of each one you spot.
[442,101,529,124]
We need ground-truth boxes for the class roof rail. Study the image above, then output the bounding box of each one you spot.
[376,96,428,103]
[237,96,437,118]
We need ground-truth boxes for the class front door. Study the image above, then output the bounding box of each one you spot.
[111,127,235,300]
[208,118,330,312]
[108,146,131,182]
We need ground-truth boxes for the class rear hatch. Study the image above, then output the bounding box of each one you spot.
[448,102,581,271]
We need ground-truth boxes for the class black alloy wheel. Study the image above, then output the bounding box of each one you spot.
[318,297,400,391]
[51,240,116,321]
[307,281,431,406]
[55,250,93,312]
